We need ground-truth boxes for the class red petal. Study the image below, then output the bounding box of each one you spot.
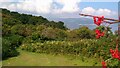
[96,35,100,39]
[101,32,104,36]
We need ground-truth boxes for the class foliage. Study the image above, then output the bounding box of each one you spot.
[2,38,19,59]
[95,26,113,38]
[20,39,116,59]
[2,35,23,59]
[2,8,67,30]
[76,26,95,39]
[2,8,118,67]
[3,35,23,47]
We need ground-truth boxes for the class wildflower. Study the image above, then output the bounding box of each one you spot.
[95,29,100,34]
[110,49,114,54]
[101,32,104,37]
[110,46,120,60]
[101,61,107,68]
[93,16,104,26]
[95,29,105,39]
[96,35,100,39]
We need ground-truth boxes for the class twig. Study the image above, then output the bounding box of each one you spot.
[79,13,120,24]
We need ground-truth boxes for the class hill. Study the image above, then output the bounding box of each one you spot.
[1,8,68,30]
[49,18,118,32]
[50,18,95,30]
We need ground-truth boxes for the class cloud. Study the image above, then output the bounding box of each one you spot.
[81,7,95,14]
[81,7,117,18]
[0,0,81,14]
[0,0,54,14]
[0,0,25,2]
[55,0,81,13]
[0,0,12,2]
[0,1,117,18]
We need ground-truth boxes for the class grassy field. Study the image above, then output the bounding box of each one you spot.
[2,50,101,66]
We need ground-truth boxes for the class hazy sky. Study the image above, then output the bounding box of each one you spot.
[0,0,119,19]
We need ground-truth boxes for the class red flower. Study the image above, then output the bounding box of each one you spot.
[96,35,100,39]
[118,52,120,60]
[101,61,107,68]
[95,29,105,39]
[110,49,114,54]
[93,16,104,26]
[101,32,104,37]
[110,47,120,60]
[95,29,100,34]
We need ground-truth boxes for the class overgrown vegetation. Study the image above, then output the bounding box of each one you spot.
[2,8,118,65]
[20,38,116,60]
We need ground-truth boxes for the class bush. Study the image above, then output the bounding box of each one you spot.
[20,39,116,59]
[11,24,33,37]
[4,34,23,47]
[76,26,95,39]
[2,38,19,59]
[2,35,22,59]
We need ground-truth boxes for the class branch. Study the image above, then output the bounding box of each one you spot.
[79,13,120,23]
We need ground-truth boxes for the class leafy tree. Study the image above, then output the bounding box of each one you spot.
[76,26,95,39]
[2,38,20,59]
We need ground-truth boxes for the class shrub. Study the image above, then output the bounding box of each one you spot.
[2,38,19,59]
[20,39,116,59]
[3,34,23,47]
[77,26,95,39]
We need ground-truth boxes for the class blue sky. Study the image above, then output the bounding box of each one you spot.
[0,0,119,19]
[0,0,119,31]
[79,2,118,11]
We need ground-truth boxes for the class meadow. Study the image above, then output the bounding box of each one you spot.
[2,8,119,67]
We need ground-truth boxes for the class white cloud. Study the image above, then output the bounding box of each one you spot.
[0,0,12,2]
[0,0,81,14]
[81,7,95,14]
[0,0,25,2]
[55,0,81,13]
[1,0,53,14]
[96,9,111,16]
[0,1,117,18]
[81,7,117,18]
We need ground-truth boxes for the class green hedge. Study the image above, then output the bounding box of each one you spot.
[2,35,23,59]
[2,38,19,59]
[20,38,116,59]
[3,34,23,47]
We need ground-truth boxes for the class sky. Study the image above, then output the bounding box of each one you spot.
[0,0,119,19]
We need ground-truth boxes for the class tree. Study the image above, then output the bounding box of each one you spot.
[76,26,95,39]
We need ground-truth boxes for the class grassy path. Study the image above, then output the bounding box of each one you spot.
[2,50,101,66]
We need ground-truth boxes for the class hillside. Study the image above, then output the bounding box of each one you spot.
[1,8,68,30]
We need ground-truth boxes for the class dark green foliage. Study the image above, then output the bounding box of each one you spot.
[76,26,95,39]
[2,35,23,59]
[3,35,23,47]
[2,8,67,30]
[2,24,11,36]
[2,17,22,25]
[2,38,19,59]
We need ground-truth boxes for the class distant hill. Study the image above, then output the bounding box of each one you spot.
[49,18,96,30]
[49,18,118,32]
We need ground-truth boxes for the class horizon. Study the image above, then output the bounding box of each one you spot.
[1,8,119,32]
[0,1,119,32]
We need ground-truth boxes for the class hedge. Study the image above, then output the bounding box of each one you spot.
[20,38,116,60]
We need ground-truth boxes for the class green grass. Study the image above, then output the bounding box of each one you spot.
[2,50,102,66]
